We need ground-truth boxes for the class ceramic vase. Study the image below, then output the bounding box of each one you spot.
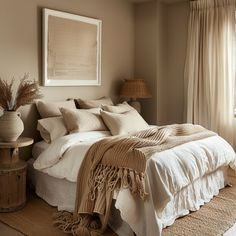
[0,111,24,142]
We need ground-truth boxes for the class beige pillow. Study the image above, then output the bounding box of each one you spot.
[37,117,67,143]
[102,102,134,114]
[100,109,149,136]
[36,100,76,118]
[75,97,114,109]
[60,108,108,133]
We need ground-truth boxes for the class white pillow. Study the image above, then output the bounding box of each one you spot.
[35,100,76,118]
[102,101,134,114]
[60,108,108,133]
[100,109,149,135]
[37,117,67,143]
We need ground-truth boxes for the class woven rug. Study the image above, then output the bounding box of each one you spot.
[0,193,116,236]
[163,174,236,236]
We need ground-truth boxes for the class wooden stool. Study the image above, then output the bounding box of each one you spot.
[0,137,33,212]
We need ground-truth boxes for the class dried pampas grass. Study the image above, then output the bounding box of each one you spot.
[0,79,13,111]
[0,74,42,111]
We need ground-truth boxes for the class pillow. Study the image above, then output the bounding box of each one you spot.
[100,109,149,135]
[37,117,67,143]
[102,101,134,114]
[75,97,114,109]
[35,100,76,118]
[60,108,108,133]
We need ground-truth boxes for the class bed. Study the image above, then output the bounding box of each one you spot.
[29,99,236,236]
[29,131,236,236]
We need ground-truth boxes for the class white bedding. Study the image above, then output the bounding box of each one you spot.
[33,131,236,236]
[34,131,111,181]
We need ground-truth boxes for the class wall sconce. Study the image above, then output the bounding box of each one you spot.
[119,79,152,113]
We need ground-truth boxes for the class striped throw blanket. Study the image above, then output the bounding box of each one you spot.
[54,124,215,236]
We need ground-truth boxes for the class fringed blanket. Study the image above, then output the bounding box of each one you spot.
[54,124,216,235]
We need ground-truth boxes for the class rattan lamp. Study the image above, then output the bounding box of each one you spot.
[119,79,152,113]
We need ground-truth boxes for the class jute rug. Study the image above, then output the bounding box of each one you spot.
[0,193,116,236]
[163,173,236,236]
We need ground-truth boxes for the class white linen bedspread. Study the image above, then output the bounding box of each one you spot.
[34,131,111,181]
[33,132,236,236]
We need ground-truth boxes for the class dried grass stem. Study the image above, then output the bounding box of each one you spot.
[0,74,42,111]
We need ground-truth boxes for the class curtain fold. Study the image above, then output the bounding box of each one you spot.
[185,0,236,145]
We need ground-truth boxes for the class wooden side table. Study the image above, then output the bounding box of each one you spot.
[0,137,33,212]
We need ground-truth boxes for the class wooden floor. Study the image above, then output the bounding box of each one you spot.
[0,221,116,236]
[0,221,24,236]
[0,193,117,236]
[1,220,236,236]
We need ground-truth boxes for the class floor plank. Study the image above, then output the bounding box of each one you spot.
[0,221,24,236]
[0,193,117,236]
[0,220,116,236]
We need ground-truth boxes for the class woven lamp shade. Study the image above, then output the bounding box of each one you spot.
[120,79,152,99]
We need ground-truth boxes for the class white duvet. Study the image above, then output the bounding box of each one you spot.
[33,131,236,236]
[34,131,111,181]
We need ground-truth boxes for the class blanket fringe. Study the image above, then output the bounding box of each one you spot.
[89,164,147,201]
[53,211,79,233]
[53,212,102,236]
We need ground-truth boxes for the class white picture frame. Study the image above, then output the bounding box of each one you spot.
[42,8,102,86]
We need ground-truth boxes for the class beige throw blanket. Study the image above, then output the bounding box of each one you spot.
[54,124,216,236]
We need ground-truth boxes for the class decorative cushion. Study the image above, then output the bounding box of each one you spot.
[75,97,114,109]
[100,109,149,136]
[37,117,67,143]
[102,101,134,114]
[60,108,108,133]
[35,100,76,118]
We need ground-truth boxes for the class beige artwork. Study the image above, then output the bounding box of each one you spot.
[47,16,97,81]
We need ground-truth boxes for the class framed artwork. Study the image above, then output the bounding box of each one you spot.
[42,8,102,86]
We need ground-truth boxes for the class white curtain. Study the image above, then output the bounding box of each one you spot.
[185,0,236,145]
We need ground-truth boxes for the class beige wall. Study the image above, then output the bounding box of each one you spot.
[134,0,189,125]
[0,0,134,158]
[166,1,189,124]
[134,2,157,124]
[0,0,134,99]
[0,0,190,157]
[134,1,168,125]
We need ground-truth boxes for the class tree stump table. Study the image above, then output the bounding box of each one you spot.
[0,137,33,212]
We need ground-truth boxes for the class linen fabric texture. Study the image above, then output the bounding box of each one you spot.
[36,100,76,118]
[100,109,149,135]
[101,101,134,114]
[37,117,67,143]
[60,108,108,133]
[75,97,114,109]
[185,0,236,145]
